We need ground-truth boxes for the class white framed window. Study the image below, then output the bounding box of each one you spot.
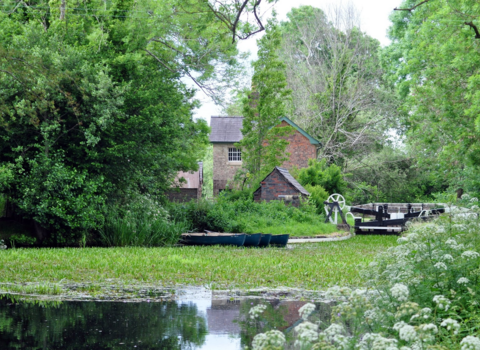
[228,147,242,161]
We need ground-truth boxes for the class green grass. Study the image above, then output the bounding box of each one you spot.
[246,222,340,236]
[0,236,398,292]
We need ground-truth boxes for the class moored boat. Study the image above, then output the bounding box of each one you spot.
[180,233,246,247]
[258,234,272,247]
[269,234,290,247]
[244,233,262,247]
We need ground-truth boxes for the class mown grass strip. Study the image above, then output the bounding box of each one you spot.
[0,236,397,290]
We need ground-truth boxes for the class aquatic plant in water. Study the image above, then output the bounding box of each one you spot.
[247,209,480,349]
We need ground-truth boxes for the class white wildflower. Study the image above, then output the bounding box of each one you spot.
[294,321,318,347]
[249,304,267,320]
[434,262,448,270]
[471,197,478,203]
[252,330,285,350]
[441,254,454,262]
[391,283,409,302]
[458,277,470,285]
[356,333,398,350]
[461,336,480,350]
[298,303,316,320]
[417,323,437,343]
[462,251,480,260]
[397,323,417,342]
[433,295,451,311]
[440,318,460,334]
[397,237,409,244]
[420,308,431,319]
[445,238,458,247]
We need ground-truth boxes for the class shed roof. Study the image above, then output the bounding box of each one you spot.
[256,167,310,196]
[209,117,244,143]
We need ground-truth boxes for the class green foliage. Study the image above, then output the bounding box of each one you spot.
[297,159,347,195]
[0,0,247,241]
[168,196,333,236]
[304,184,329,215]
[0,236,398,290]
[237,16,294,186]
[100,195,186,247]
[8,234,37,248]
[383,0,480,193]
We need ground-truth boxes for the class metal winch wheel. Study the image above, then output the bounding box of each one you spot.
[324,194,346,224]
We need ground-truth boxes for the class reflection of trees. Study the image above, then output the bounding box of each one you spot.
[0,296,206,350]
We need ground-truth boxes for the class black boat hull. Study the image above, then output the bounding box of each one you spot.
[180,234,246,247]
[244,233,262,247]
[269,234,290,247]
[258,234,272,247]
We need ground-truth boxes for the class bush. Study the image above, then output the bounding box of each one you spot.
[100,195,186,247]
[247,206,480,349]
[304,184,329,215]
[168,196,333,236]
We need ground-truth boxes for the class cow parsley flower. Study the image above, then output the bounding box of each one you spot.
[441,254,454,262]
[294,321,318,347]
[460,336,480,350]
[462,251,480,260]
[417,323,438,342]
[440,318,460,334]
[299,303,316,320]
[395,323,417,342]
[249,304,267,319]
[457,277,470,285]
[391,283,409,302]
[434,262,448,270]
[433,295,451,310]
[356,333,398,350]
[252,330,285,350]
[319,323,348,344]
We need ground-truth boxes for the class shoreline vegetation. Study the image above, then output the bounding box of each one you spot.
[0,236,397,298]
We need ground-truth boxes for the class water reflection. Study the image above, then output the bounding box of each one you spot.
[0,294,332,349]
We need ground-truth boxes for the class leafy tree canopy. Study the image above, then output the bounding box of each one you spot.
[383,0,480,193]
[0,0,264,243]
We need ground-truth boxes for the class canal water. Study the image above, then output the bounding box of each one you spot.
[0,293,332,349]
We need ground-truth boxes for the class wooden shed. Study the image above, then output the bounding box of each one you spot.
[253,167,310,207]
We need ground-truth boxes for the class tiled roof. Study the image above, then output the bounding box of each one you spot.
[209,116,244,143]
[276,167,310,196]
[209,116,321,146]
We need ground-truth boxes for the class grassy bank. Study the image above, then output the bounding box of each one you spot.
[0,236,397,292]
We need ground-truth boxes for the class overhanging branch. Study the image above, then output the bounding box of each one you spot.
[394,0,430,12]
[465,21,480,39]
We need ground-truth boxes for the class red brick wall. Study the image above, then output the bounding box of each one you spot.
[275,121,317,170]
[257,169,302,207]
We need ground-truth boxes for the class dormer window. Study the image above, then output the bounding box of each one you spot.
[228,147,242,161]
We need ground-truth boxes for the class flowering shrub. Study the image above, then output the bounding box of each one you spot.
[247,212,480,349]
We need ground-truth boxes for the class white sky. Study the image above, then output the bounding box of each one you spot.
[192,0,402,124]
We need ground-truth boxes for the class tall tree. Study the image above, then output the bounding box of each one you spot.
[384,0,480,194]
[0,0,266,243]
[279,5,398,166]
[237,17,294,184]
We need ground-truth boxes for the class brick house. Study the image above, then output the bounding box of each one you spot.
[253,167,310,206]
[209,116,321,196]
[166,162,203,202]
